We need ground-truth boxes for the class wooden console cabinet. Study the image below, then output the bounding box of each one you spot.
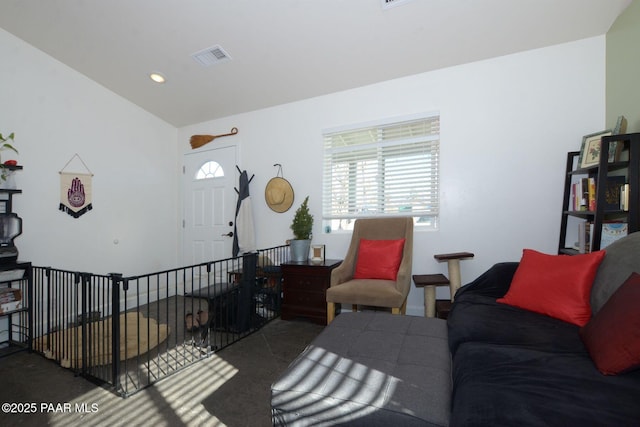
[281,259,342,325]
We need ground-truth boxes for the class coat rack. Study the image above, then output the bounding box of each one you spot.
[190,127,239,149]
[234,165,254,194]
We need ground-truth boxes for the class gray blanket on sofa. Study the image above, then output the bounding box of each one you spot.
[272,312,452,426]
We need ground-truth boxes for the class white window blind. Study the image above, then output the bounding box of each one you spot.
[322,113,440,231]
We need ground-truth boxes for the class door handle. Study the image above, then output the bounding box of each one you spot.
[222,231,234,237]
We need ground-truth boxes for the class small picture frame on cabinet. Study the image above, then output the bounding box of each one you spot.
[310,244,325,264]
[579,130,612,169]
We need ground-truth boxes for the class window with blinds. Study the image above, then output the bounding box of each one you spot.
[322,113,440,232]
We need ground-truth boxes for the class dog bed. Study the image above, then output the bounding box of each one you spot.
[35,311,170,368]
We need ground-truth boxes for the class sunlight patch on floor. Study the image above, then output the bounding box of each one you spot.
[47,354,238,427]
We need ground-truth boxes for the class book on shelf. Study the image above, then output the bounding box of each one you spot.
[601,222,628,249]
[577,221,594,253]
[0,288,22,314]
[581,178,589,210]
[604,176,626,211]
[0,287,21,302]
[571,178,590,211]
[620,183,630,211]
[570,176,629,213]
[588,177,596,211]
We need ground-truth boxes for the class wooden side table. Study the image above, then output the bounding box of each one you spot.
[413,252,474,318]
[412,274,449,318]
[281,259,342,325]
[434,252,474,301]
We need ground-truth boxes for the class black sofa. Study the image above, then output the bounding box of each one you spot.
[448,235,640,426]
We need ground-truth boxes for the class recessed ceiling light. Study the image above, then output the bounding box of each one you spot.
[149,72,166,83]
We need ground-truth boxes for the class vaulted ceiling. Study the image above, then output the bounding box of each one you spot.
[0,0,631,127]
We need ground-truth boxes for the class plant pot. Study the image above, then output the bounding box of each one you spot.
[0,170,16,190]
[289,239,311,262]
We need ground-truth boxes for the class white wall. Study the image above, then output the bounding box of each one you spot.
[0,29,180,276]
[179,36,607,315]
[0,25,607,315]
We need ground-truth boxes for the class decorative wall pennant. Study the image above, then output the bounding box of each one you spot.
[59,154,93,218]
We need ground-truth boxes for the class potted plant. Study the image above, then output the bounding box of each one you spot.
[0,132,18,187]
[289,196,314,262]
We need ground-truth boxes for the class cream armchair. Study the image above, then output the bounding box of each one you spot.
[326,217,413,323]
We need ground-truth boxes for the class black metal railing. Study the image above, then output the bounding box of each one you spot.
[31,245,289,397]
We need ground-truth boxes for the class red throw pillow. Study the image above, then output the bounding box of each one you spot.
[497,249,605,326]
[580,272,640,375]
[353,238,405,280]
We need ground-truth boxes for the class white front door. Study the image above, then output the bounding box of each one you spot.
[182,145,237,265]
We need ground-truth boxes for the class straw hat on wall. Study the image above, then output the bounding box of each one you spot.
[265,177,294,213]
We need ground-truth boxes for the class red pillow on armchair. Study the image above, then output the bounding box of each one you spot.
[353,238,405,280]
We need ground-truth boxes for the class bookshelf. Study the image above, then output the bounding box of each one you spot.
[0,262,32,357]
[558,133,640,254]
[0,165,31,357]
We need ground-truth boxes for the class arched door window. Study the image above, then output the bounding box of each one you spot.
[196,161,224,179]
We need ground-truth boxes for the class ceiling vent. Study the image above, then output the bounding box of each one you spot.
[381,0,414,9]
[191,45,232,67]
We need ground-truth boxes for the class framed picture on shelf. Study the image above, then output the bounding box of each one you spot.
[579,130,612,168]
[608,115,628,162]
[613,115,627,134]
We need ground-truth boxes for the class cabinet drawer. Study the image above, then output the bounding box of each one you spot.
[284,288,326,310]
[284,274,327,292]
